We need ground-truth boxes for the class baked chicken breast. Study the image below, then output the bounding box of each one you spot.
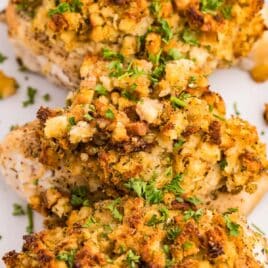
[3,196,268,267]
[0,55,267,216]
[6,0,265,89]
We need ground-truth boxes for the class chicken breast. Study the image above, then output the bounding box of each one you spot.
[1,55,267,216]
[3,196,268,267]
[6,0,265,89]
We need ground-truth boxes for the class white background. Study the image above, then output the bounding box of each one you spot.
[0,1,268,266]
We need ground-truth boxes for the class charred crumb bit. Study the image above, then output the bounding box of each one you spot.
[263,104,268,125]
[36,106,54,124]
[49,14,69,32]
[208,120,221,145]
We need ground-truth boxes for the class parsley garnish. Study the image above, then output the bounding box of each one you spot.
[170,93,191,108]
[164,174,184,196]
[224,214,239,236]
[251,223,266,235]
[187,196,202,206]
[159,19,173,43]
[219,158,227,170]
[107,198,123,222]
[201,0,223,14]
[0,52,7,64]
[105,109,115,120]
[109,61,124,77]
[182,29,199,46]
[122,84,138,101]
[125,179,163,204]
[150,1,161,17]
[26,205,34,234]
[57,249,77,268]
[42,93,51,102]
[233,102,240,116]
[68,117,76,126]
[146,207,169,226]
[95,84,107,96]
[12,203,25,216]
[151,63,165,83]
[126,250,140,268]
[48,0,82,16]
[83,217,96,228]
[183,209,203,222]
[182,241,193,250]
[23,87,37,107]
[70,186,90,207]
[173,139,185,150]
[167,226,181,241]
[102,48,124,61]
[168,48,183,60]
[221,5,232,19]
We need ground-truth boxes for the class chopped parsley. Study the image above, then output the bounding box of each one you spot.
[233,102,240,116]
[213,113,226,121]
[219,158,227,170]
[107,198,123,222]
[0,52,7,64]
[164,174,184,196]
[126,250,140,268]
[200,0,223,14]
[56,249,77,268]
[23,87,37,107]
[12,203,25,216]
[68,117,76,126]
[70,186,90,207]
[83,217,96,228]
[151,63,165,83]
[182,29,199,46]
[125,179,163,204]
[105,109,115,120]
[150,1,161,17]
[170,93,191,109]
[168,48,183,60]
[221,5,232,19]
[173,139,185,151]
[26,205,34,234]
[167,226,181,241]
[102,48,124,61]
[224,214,240,236]
[182,241,193,250]
[122,84,138,101]
[187,196,202,206]
[159,19,173,43]
[251,223,265,235]
[146,207,169,226]
[261,130,265,136]
[95,84,108,96]
[109,61,124,77]
[183,209,203,222]
[48,0,82,16]
[42,93,51,102]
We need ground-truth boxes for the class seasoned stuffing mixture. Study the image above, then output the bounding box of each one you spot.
[3,196,267,268]
[12,53,266,215]
[9,0,265,87]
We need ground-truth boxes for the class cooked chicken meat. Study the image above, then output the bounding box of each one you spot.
[3,196,268,267]
[0,55,267,216]
[6,0,265,89]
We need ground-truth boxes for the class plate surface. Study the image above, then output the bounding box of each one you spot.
[0,1,268,265]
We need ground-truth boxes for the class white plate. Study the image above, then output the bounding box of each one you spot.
[0,1,268,265]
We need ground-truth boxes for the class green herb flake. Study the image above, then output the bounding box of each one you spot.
[164,174,184,196]
[187,196,202,206]
[68,117,76,126]
[163,244,170,255]
[122,83,138,101]
[84,113,93,121]
[83,217,96,228]
[70,186,89,207]
[56,249,77,268]
[213,113,226,121]
[109,61,124,77]
[126,250,140,268]
[105,109,115,120]
[221,5,232,19]
[167,226,181,241]
[201,0,224,14]
[233,102,240,116]
[147,207,169,226]
[183,209,203,222]
[12,203,25,216]
[48,0,82,16]
[107,198,123,222]
[95,84,108,96]
[182,241,193,250]
[224,214,240,236]
[0,52,7,64]
[174,139,185,150]
[23,87,37,107]
[150,1,161,17]
[102,48,124,61]
[26,205,34,234]
[219,158,227,171]
[159,19,173,43]
[168,48,183,60]
[182,29,199,46]
[43,93,51,102]
[170,96,187,108]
